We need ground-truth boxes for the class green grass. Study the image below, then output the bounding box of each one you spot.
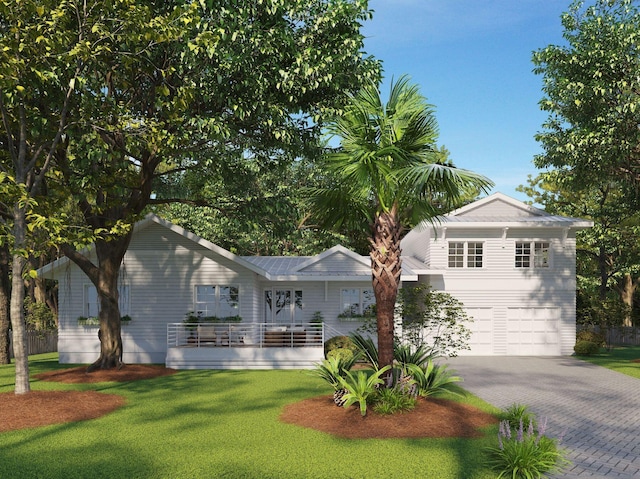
[0,354,499,479]
[578,345,640,379]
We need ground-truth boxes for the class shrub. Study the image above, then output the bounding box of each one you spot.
[24,298,56,330]
[574,340,600,356]
[486,418,569,479]
[395,284,474,358]
[310,355,360,391]
[394,343,433,369]
[349,333,379,368]
[327,347,354,362]
[337,366,391,416]
[372,386,417,415]
[407,361,464,398]
[576,329,606,347]
[501,403,536,431]
[324,335,358,358]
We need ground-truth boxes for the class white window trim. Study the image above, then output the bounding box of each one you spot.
[194,284,240,318]
[514,240,552,269]
[340,287,375,317]
[447,241,485,269]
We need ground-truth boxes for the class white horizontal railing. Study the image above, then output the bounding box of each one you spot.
[167,322,325,349]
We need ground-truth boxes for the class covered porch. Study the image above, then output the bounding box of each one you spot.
[165,322,326,369]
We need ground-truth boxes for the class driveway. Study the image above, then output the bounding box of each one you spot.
[445,356,640,478]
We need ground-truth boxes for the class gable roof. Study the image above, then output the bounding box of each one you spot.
[37,214,271,279]
[39,214,396,282]
[433,192,594,229]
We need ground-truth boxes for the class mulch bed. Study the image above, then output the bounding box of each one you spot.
[0,390,126,432]
[280,394,497,439]
[33,364,178,383]
[0,364,175,433]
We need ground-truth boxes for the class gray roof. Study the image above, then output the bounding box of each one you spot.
[241,256,312,275]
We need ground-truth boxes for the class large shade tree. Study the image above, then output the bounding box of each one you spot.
[307,76,493,371]
[533,0,640,203]
[49,0,379,371]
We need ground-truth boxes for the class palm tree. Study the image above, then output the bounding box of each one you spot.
[308,75,493,372]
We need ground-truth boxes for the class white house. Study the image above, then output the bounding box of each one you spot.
[39,193,592,368]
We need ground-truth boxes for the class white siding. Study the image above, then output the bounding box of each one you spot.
[456,199,541,217]
[52,223,265,364]
[299,252,370,274]
[416,227,577,356]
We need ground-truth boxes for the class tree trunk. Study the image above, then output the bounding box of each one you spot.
[88,234,132,372]
[620,273,637,328]
[0,243,11,365]
[598,246,608,301]
[370,206,402,373]
[10,205,30,394]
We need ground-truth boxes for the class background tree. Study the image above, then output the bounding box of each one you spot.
[307,76,493,372]
[157,157,365,256]
[0,242,10,364]
[518,172,640,327]
[0,0,83,392]
[532,0,640,331]
[50,0,379,370]
[533,0,640,204]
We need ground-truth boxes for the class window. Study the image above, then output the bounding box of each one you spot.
[195,285,239,318]
[84,284,130,317]
[515,242,550,268]
[340,288,375,317]
[264,289,303,323]
[448,242,483,268]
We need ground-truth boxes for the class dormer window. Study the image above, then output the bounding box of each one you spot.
[448,242,483,268]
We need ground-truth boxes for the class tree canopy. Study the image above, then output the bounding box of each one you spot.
[1,0,380,374]
[533,0,640,202]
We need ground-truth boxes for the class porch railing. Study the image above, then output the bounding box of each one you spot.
[167,322,325,349]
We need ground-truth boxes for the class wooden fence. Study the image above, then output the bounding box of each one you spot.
[578,326,640,346]
[9,330,58,358]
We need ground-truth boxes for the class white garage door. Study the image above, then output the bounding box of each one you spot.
[465,307,494,355]
[506,307,560,355]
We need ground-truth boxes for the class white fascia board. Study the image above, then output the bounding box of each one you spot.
[436,220,594,229]
[267,275,371,282]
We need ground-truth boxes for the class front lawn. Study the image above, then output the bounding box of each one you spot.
[0,354,499,479]
[577,345,640,379]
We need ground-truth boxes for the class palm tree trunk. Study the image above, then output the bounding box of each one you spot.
[370,205,402,372]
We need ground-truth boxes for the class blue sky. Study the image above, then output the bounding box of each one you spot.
[361,0,570,202]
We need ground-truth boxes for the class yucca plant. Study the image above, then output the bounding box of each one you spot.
[393,343,433,368]
[406,360,464,398]
[349,333,379,369]
[337,365,391,416]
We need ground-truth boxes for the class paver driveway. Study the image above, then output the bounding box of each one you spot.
[446,356,640,478]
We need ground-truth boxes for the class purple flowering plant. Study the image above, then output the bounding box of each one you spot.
[486,405,569,479]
